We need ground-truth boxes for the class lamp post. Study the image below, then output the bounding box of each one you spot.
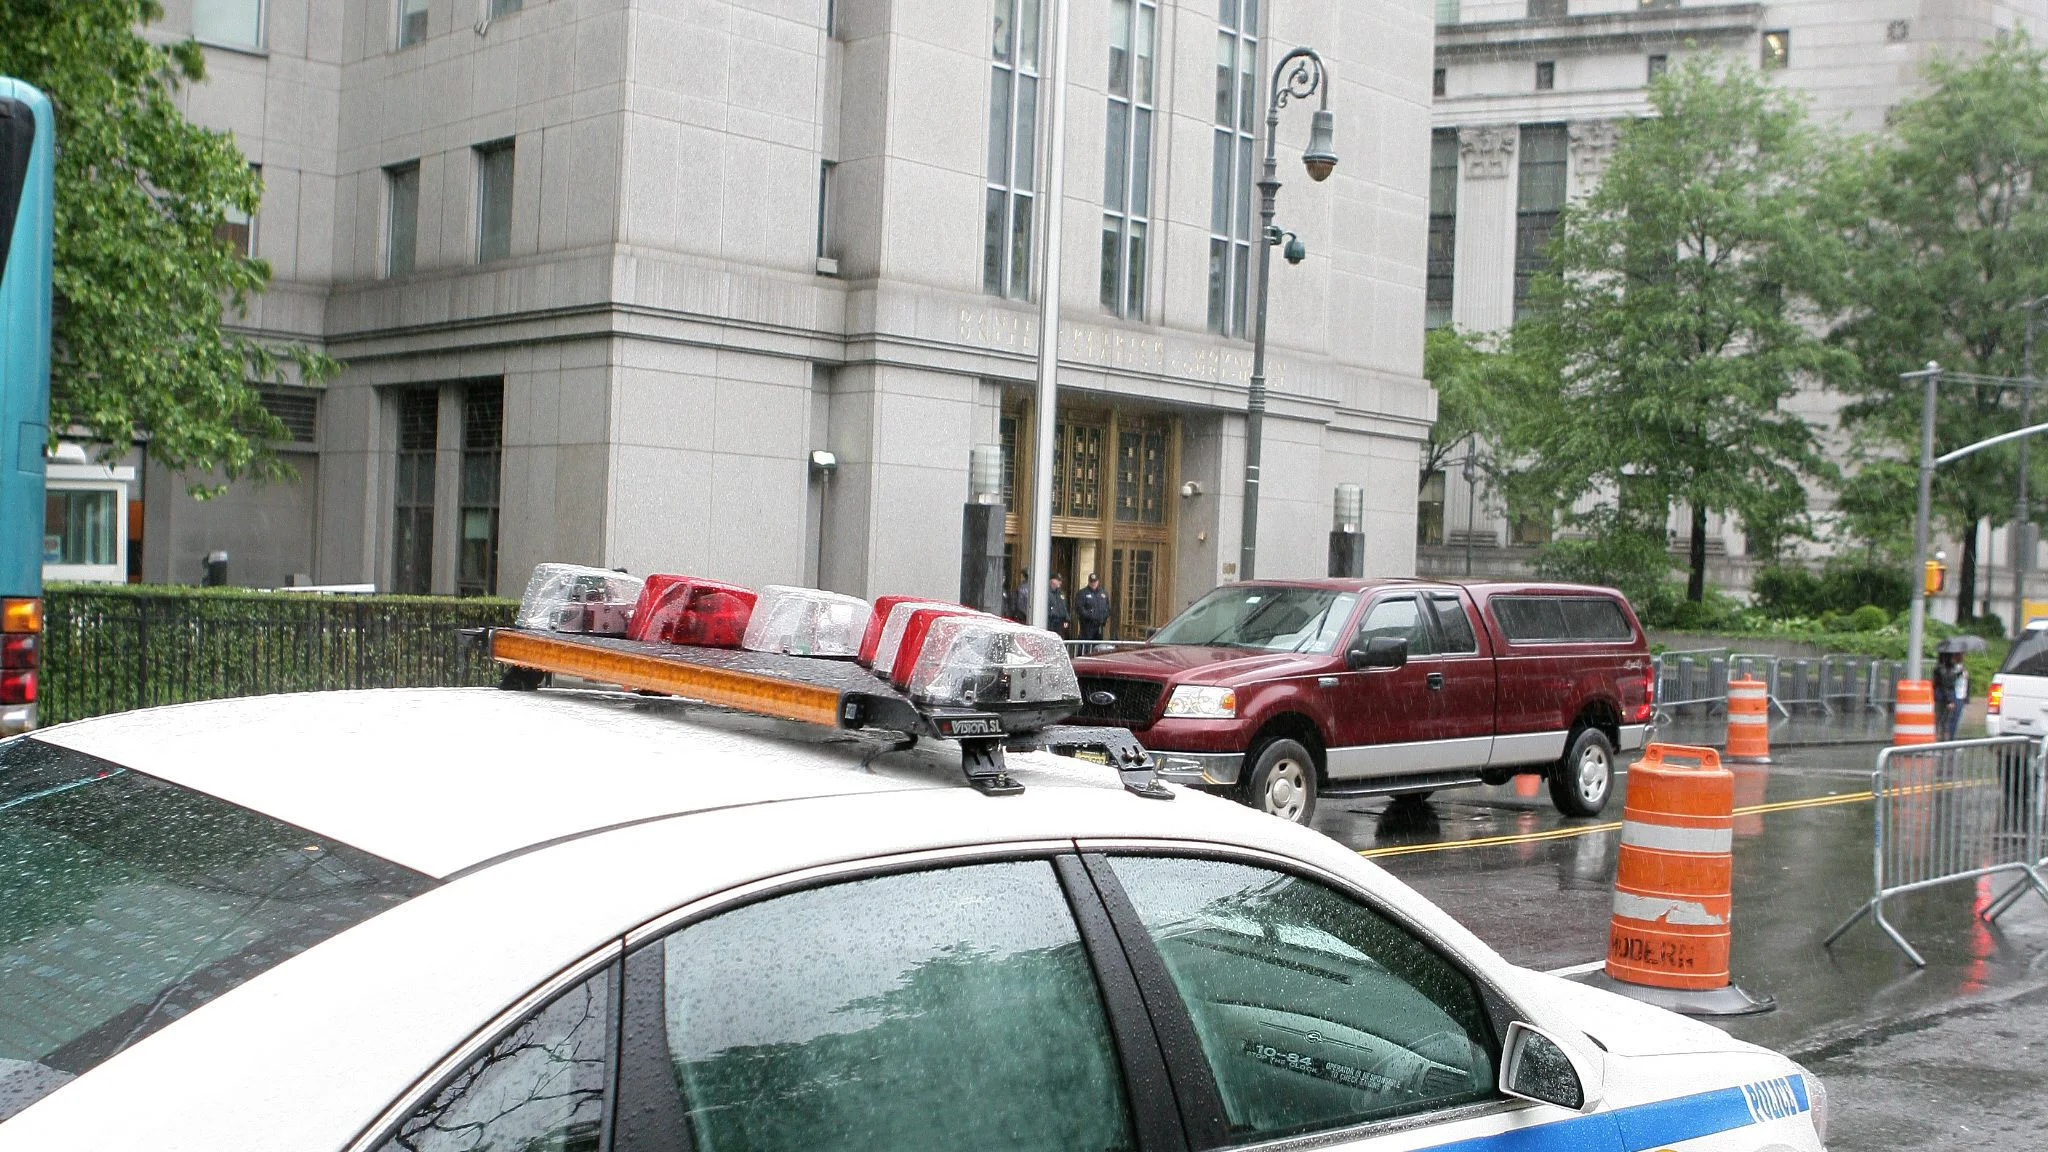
[2017,296,2048,636]
[1460,437,1483,577]
[1237,47,1337,581]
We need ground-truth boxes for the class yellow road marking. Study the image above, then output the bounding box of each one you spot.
[1360,790,1874,860]
[1360,777,1991,859]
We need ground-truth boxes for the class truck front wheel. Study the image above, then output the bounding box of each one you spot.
[1242,738,1318,825]
[1549,727,1615,817]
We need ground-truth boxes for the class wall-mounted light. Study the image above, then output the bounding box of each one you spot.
[1181,481,1204,499]
[809,450,838,476]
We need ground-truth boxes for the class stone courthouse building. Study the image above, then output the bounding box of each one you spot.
[133,0,1441,636]
[1419,0,2046,585]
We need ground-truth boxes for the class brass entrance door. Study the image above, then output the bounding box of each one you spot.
[1003,402,1178,639]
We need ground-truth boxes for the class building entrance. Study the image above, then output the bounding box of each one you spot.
[1003,400,1178,640]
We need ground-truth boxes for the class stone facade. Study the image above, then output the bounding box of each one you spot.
[140,0,1439,621]
[1423,0,2048,593]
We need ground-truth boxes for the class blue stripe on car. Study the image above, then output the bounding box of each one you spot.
[1424,1074,1812,1152]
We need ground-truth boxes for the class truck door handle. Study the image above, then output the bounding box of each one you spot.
[1427,672,1445,690]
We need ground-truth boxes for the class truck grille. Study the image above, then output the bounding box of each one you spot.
[1074,677,1164,727]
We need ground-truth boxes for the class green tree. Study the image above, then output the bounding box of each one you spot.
[1419,326,1499,488]
[1500,58,1852,602]
[1829,32,2048,622]
[0,0,334,488]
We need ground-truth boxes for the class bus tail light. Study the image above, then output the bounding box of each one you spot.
[0,600,39,728]
[2,598,40,635]
[517,564,643,637]
[741,586,870,657]
[629,575,757,648]
[905,618,1079,712]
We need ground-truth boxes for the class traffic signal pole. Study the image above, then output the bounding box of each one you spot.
[1907,363,1940,683]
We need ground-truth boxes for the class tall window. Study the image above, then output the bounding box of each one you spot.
[476,139,515,263]
[1761,29,1790,70]
[1514,123,1567,320]
[1209,0,1259,337]
[1101,0,1156,318]
[816,160,836,263]
[397,0,428,48]
[458,382,503,597]
[193,0,263,48]
[1418,471,1446,546]
[393,389,438,595]
[386,162,419,278]
[1426,130,1459,329]
[1535,61,1555,90]
[215,164,259,257]
[985,0,1042,299]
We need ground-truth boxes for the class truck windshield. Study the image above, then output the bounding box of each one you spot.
[1150,587,1360,652]
[0,737,435,1121]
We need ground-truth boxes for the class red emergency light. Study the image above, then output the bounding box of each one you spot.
[859,595,945,666]
[888,605,987,687]
[628,575,758,648]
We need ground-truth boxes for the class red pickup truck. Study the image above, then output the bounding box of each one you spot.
[1070,579,1654,824]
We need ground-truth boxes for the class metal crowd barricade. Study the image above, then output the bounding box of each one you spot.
[1774,656,1828,714]
[1651,648,1730,721]
[1824,736,2048,966]
[1730,653,1792,718]
[1867,661,1906,713]
[1820,654,1870,713]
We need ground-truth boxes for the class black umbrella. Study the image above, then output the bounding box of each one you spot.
[1937,635,1988,653]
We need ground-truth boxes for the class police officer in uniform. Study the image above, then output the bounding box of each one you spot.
[1075,573,1110,641]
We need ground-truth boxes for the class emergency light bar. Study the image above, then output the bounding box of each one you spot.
[498,565,1167,801]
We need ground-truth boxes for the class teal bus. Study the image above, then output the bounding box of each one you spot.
[0,79,51,732]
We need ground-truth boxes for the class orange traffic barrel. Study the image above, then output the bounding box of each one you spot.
[1594,743,1773,1016]
[1894,680,1936,745]
[1725,676,1770,763]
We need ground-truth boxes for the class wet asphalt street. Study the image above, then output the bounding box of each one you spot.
[1311,726,2048,1151]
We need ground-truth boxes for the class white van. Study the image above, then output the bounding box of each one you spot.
[1986,620,2048,736]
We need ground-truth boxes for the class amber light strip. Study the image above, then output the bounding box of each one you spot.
[492,630,843,729]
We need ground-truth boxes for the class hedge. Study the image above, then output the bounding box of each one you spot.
[41,583,519,724]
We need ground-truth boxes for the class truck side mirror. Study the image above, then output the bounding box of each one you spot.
[1347,635,1408,670]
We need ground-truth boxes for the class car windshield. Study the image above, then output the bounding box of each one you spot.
[1149,587,1360,653]
[2002,628,2048,677]
[0,738,435,1121]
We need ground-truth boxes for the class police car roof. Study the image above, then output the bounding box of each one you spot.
[33,687,1132,879]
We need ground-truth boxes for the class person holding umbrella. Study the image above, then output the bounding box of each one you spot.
[1933,635,1983,741]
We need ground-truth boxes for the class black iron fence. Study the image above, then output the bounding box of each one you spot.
[42,586,519,724]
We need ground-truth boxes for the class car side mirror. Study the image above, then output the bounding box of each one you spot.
[1499,1022,1601,1113]
[1347,635,1408,671]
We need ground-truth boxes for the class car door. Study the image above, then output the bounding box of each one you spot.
[606,856,1173,1152]
[1424,589,1497,762]
[1326,593,1445,780]
[1084,852,1624,1152]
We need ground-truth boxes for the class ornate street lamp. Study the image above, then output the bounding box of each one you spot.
[1239,47,1337,580]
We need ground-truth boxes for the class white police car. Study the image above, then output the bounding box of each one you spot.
[0,570,1828,1152]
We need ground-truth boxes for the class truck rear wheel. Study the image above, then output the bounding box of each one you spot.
[1242,738,1318,825]
[1549,727,1615,818]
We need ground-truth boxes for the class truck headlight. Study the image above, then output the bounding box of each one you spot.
[1164,685,1237,718]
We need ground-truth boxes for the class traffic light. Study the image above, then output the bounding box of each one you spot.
[1924,549,1949,596]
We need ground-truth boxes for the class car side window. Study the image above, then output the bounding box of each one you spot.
[1104,855,1496,1143]
[1428,594,1478,654]
[1357,596,1435,657]
[377,963,614,1152]
[623,860,1135,1152]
